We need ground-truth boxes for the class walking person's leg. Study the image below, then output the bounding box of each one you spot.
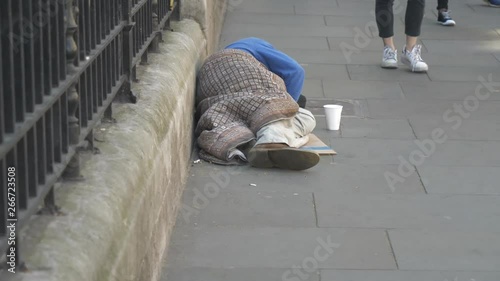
[437,0,448,9]
[376,0,398,69]
[401,0,429,72]
[437,0,456,26]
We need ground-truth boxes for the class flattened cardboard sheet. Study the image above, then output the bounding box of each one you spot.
[300,134,337,155]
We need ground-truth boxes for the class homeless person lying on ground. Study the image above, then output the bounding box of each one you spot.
[195,37,319,171]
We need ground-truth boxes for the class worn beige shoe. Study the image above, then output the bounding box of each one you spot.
[247,143,320,171]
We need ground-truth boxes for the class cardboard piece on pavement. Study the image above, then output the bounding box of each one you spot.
[300,134,337,155]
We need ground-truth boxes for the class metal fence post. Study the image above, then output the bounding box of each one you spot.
[64,0,81,179]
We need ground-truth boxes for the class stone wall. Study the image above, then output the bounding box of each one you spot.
[181,0,227,54]
[8,0,227,279]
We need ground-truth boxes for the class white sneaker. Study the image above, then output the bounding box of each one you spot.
[401,45,428,72]
[381,46,398,69]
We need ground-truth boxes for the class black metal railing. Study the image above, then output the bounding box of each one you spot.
[0,0,180,267]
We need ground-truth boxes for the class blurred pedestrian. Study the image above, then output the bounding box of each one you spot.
[376,0,428,72]
[484,0,500,7]
[437,0,456,26]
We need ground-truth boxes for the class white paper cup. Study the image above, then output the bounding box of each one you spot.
[324,104,343,130]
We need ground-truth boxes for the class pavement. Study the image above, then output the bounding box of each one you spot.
[161,0,500,280]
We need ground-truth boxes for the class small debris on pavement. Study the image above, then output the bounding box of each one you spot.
[193,159,201,164]
[249,183,257,186]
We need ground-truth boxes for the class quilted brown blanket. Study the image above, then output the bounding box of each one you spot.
[195,49,299,165]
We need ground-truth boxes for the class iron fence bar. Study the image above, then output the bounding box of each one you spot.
[0,22,126,160]
[131,33,157,68]
[26,128,37,196]
[23,0,35,113]
[45,108,54,174]
[36,116,46,186]
[130,0,150,17]
[157,1,177,31]
[33,0,44,105]
[0,146,77,256]
[0,24,4,144]
[50,0,61,88]
[0,160,5,236]
[16,136,28,210]
[58,0,66,81]
[41,0,54,97]
[1,0,16,134]
[13,0,26,125]
[1,0,181,263]
[78,75,127,145]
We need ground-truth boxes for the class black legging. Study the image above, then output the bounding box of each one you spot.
[437,0,448,10]
[375,0,425,38]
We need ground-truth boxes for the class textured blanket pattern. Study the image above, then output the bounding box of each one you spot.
[196,49,299,164]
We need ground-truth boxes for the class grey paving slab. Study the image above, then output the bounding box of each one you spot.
[303,79,325,98]
[423,53,500,67]
[334,1,390,10]
[221,23,353,37]
[347,65,431,82]
[422,40,500,54]
[366,99,500,119]
[427,66,500,82]
[177,190,316,227]
[295,6,382,16]
[419,11,500,28]
[418,166,500,195]
[306,99,369,117]
[422,140,500,167]
[294,1,338,8]
[315,193,500,231]
[469,3,500,15]
[229,2,294,14]
[329,139,416,165]
[280,49,384,65]
[409,116,500,141]
[424,27,500,40]
[224,12,326,26]
[163,267,319,281]
[302,64,350,80]
[315,118,415,139]
[323,80,404,99]
[401,80,500,100]
[220,35,330,50]
[285,48,430,66]
[344,51,500,69]
[394,25,500,40]
[279,49,349,64]
[167,227,397,269]
[321,270,500,281]
[325,15,404,28]
[163,0,500,279]
[388,229,500,271]
[495,53,500,62]
[187,160,425,194]
[328,37,428,53]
